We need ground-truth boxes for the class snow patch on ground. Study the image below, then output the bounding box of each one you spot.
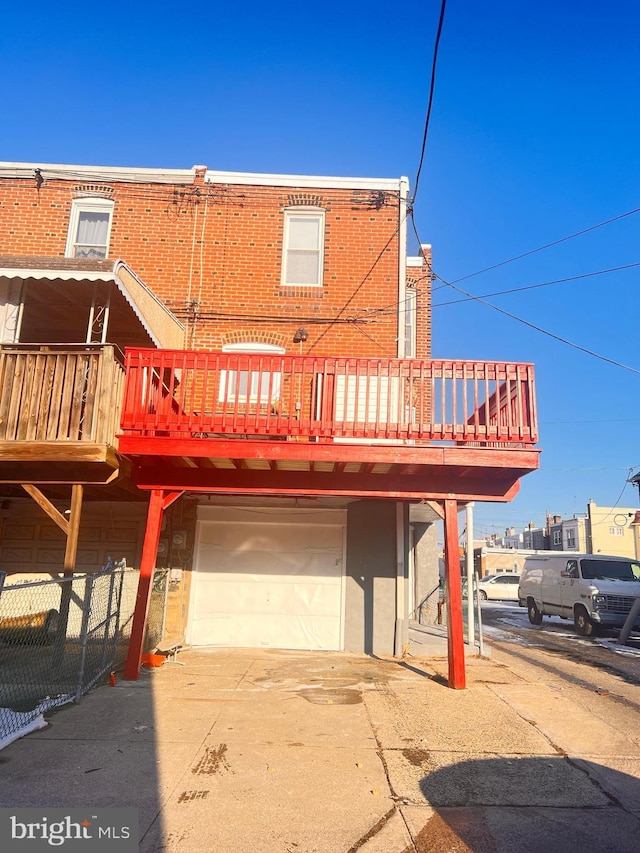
[480,601,640,657]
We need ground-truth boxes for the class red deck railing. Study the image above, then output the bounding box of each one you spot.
[119,349,538,446]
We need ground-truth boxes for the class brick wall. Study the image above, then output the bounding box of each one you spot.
[406,244,433,359]
[0,168,425,359]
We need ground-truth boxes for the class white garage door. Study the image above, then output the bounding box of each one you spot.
[188,507,345,651]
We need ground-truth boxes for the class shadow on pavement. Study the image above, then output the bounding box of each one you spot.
[411,756,640,853]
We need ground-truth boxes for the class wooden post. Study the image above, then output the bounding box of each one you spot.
[64,484,84,569]
[443,498,466,689]
[55,486,84,670]
[22,484,84,672]
[124,489,183,680]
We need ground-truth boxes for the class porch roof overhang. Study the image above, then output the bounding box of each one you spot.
[119,435,540,503]
[0,256,184,350]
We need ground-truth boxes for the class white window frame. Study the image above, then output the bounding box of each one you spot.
[65,197,114,259]
[281,208,325,288]
[404,287,417,358]
[219,342,285,404]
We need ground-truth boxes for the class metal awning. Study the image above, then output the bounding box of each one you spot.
[0,256,183,350]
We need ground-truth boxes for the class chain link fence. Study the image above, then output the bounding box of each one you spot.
[145,569,169,651]
[0,562,168,747]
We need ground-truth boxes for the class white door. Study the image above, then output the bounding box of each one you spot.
[188,507,345,651]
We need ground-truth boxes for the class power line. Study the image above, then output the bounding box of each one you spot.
[438,274,640,375]
[412,0,447,204]
[542,418,640,425]
[354,271,433,322]
[443,204,640,285]
[360,260,640,324]
[409,214,640,375]
[308,218,404,352]
[352,321,396,357]
[432,261,640,307]
[0,175,401,212]
[588,473,635,526]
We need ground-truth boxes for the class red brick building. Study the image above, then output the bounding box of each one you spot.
[0,162,539,687]
[0,164,417,357]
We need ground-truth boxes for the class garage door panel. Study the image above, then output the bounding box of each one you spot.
[193,578,342,617]
[190,513,344,651]
[196,549,342,579]
[191,613,340,650]
[199,522,342,551]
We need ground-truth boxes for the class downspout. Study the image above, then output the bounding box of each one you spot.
[397,176,409,359]
[394,177,410,657]
[465,502,475,647]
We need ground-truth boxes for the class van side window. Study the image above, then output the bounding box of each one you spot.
[566,560,578,579]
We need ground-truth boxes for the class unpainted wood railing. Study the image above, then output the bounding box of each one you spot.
[0,344,125,444]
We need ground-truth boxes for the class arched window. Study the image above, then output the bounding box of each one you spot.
[220,343,285,403]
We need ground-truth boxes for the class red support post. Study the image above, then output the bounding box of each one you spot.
[443,498,466,689]
[124,489,166,680]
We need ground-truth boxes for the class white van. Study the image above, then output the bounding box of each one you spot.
[518,553,640,636]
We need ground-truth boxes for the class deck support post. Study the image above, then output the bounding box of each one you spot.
[21,484,84,671]
[443,498,466,689]
[54,484,84,671]
[124,489,183,680]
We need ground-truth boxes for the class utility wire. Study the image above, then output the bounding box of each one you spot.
[412,0,447,204]
[432,261,640,307]
[409,213,640,376]
[308,218,404,351]
[0,176,399,212]
[439,272,640,375]
[445,204,640,285]
[588,473,635,526]
[360,261,640,323]
[352,321,397,357]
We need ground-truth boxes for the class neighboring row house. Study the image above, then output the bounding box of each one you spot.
[491,502,639,558]
[0,161,540,688]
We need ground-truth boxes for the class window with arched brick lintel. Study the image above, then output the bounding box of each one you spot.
[281,208,325,288]
[65,196,114,259]
[219,342,285,404]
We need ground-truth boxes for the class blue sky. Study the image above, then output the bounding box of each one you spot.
[2,1,639,537]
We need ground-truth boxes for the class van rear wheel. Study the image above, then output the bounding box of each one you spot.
[574,605,596,637]
[527,599,543,625]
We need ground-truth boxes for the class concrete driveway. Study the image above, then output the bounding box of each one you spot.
[1,646,639,852]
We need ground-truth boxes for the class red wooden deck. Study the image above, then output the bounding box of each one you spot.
[117,348,541,688]
[118,349,539,502]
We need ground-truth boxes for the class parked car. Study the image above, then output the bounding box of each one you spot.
[477,573,521,601]
[518,553,640,636]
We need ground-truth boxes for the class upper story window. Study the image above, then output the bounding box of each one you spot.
[282,209,325,287]
[66,197,114,259]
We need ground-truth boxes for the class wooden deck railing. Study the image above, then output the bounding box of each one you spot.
[120,349,538,446]
[0,344,125,444]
